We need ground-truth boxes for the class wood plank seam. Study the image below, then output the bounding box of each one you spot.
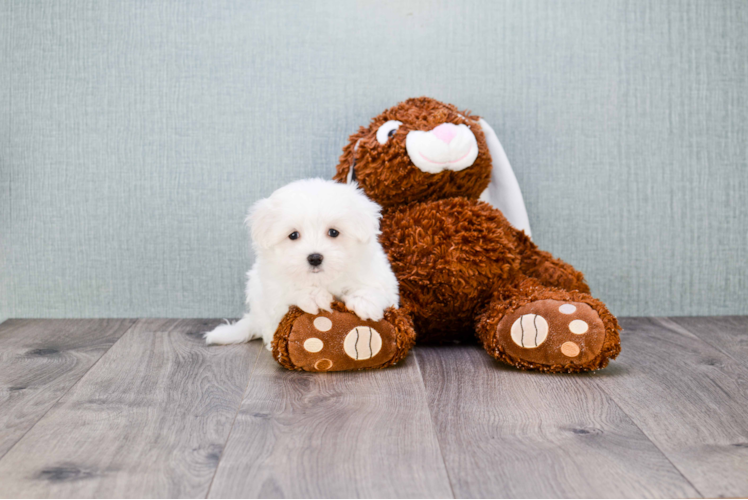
[0,318,138,462]
[591,376,705,498]
[204,342,264,499]
[413,349,457,499]
[595,317,748,498]
[660,317,746,368]
[416,343,704,497]
[206,349,454,497]
[0,318,263,498]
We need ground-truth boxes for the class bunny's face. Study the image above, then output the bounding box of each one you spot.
[334,97,493,209]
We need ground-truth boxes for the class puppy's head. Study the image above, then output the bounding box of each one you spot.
[247,178,382,282]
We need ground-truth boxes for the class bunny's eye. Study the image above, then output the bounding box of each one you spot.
[376,120,402,144]
[289,231,300,240]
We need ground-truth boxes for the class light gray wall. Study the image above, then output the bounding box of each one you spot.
[1,0,746,320]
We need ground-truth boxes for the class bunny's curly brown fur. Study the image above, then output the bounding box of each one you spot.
[328,97,620,372]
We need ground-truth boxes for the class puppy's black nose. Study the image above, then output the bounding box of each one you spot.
[307,253,324,267]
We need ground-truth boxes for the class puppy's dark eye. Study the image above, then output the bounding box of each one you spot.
[328,229,340,238]
[289,231,300,240]
[387,129,396,138]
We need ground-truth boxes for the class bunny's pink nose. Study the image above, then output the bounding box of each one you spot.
[431,123,459,144]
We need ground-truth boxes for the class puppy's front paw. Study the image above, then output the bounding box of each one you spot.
[311,288,334,312]
[297,296,320,315]
[297,289,333,315]
[345,294,385,322]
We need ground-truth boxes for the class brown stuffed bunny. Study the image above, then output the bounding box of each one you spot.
[273,97,620,373]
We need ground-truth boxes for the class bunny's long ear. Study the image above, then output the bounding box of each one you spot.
[478,118,532,238]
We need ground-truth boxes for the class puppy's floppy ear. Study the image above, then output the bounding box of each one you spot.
[246,197,282,250]
[339,187,382,243]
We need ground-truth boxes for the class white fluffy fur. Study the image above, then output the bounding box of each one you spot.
[204,178,399,350]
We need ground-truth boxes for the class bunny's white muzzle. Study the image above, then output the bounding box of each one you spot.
[405,123,479,174]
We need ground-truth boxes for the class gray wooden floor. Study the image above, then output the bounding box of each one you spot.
[0,317,746,498]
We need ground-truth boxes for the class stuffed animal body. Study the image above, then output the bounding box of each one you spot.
[273,97,621,373]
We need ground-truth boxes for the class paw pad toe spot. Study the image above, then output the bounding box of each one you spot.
[569,319,589,334]
[561,341,580,357]
[559,304,577,314]
[313,317,332,332]
[303,338,324,352]
[314,359,333,371]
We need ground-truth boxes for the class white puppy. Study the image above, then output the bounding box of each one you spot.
[204,178,399,350]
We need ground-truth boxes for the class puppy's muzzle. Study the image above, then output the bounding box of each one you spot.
[307,253,324,267]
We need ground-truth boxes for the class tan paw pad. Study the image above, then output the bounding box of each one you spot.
[344,327,382,360]
[510,314,549,348]
[287,311,398,372]
[496,299,606,367]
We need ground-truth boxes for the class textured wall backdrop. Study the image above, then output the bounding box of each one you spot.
[1,0,746,320]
